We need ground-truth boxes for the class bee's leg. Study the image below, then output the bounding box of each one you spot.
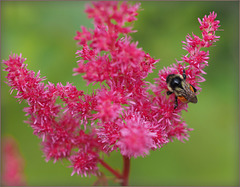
[167,91,173,95]
[190,84,197,92]
[174,96,178,109]
[182,69,186,80]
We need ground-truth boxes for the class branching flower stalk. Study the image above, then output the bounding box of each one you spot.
[2,1,221,185]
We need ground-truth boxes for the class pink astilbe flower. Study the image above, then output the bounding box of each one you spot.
[154,11,220,96]
[3,54,60,139]
[97,120,121,152]
[2,136,27,186]
[3,1,221,185]
[116,110,157,158]
[2,54,104,177]
[93,87,126,122]
[69,129,102,177]
[70,150,99,177]
[41,112,80,163]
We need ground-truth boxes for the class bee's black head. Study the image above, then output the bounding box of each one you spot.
[166,74,183,90]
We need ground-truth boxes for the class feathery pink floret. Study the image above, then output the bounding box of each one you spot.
[70,150,99,177]
[3,54,60,139]
[116,110,157,158]
[74,1,140,53]
[152,94,185,126]
[97,120,121,152]
[41,112,80,163]
[167,120,194,143]
[69,130,102,177]
[3,1,221,178]
[94,88,125,122]
[85,1,140,32]
[198,11,220,32]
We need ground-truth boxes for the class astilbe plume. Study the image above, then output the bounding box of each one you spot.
[2,1,221,185]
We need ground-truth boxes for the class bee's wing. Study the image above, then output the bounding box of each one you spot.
[189,95,198,103]
[180,81,198,103]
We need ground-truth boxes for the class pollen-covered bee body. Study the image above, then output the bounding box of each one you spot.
[166,70,197,109]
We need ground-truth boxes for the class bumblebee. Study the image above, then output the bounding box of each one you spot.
[166,69,197,109]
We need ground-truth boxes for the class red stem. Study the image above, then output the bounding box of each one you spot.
[121,156,130,186]
[98,156,131,186]
[98,158,122,179]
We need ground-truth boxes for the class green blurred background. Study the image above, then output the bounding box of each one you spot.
[1,1,239,186]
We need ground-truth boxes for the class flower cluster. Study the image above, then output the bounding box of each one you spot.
[154,11,220,94]
[3,1,220,179]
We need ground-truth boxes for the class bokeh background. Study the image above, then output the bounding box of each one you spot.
[1,1,239,186]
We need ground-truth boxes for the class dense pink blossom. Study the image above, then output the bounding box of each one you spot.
[116,110,157,158]
[3,1,221,179]
[94,87,125,122]
[69,150,99,177]
[2,53,104,176]
[2,136,27,186]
